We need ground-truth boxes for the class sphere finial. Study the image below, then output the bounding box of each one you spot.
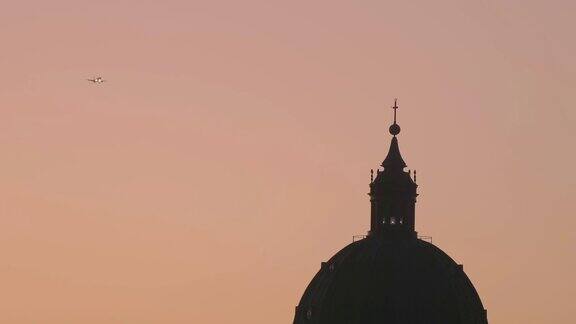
[389,98,401,136]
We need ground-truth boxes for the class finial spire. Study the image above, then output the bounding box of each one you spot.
[393,98,398,124]
[389,99,401,136]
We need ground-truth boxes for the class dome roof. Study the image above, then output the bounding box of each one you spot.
[293,100,487,323]
[294,236,488,324]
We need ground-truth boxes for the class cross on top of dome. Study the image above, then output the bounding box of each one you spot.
[389,98,401,136]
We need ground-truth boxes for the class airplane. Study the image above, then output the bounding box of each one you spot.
[87,76,106,84]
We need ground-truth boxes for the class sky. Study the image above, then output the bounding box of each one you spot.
[0,0,575,323]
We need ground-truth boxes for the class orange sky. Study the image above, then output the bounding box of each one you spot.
[1,1,575,323]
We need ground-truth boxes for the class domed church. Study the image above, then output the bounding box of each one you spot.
[293,101,488,324]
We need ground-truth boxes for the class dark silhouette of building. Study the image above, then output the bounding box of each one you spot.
[293,100,488,324]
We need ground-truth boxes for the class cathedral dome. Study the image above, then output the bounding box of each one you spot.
[293,100,488,324]
[293,236,488,324]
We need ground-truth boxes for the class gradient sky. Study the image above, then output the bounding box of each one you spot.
[1,1,575,323]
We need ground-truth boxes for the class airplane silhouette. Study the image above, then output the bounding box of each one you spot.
[87,76,106,84]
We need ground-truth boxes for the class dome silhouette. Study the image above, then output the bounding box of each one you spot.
[294,237,487,324]
[293,101,488,324]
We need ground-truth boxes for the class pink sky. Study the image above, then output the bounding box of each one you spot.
[1,1,575,323]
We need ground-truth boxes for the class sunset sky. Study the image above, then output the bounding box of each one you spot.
[1,1,575,323]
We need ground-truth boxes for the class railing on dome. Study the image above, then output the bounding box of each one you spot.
[418,235,433,243]
[352,235,367,242]
[352,235,433,243]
